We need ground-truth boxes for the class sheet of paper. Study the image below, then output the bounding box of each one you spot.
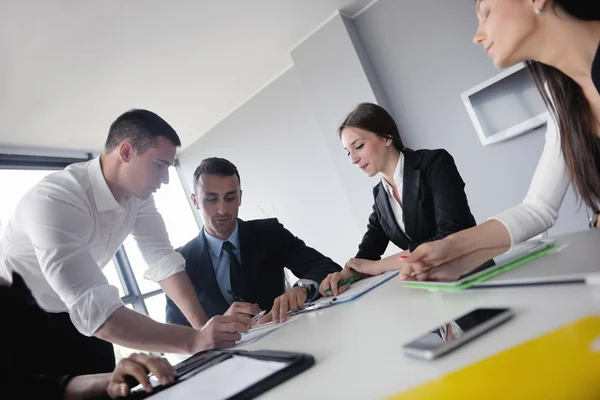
[150,355,289,400]
[235,316,297,348]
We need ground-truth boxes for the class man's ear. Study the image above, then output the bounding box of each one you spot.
[191,193,199,209]
[239,189,243,207]
[118,142,134,163]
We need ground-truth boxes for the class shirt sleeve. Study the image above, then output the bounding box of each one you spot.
[131,196,186,282]
[25,182,123,337]
[490,110,570,245]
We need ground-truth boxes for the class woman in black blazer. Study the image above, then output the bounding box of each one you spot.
[320,103,476,295]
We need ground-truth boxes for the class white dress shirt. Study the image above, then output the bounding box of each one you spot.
[381,152,406,233]
[491,109,570,245]
[0,157,185,336]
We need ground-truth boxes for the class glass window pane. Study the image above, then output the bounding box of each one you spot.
[0,170,54,235]
[123,235,162,294]
[145,294,166,323]
[103,260,126,297]
[153,167,200,248]
[124,167,199,294]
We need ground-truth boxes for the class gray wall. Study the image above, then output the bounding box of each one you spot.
[179,0,591,265]
[290,13,379,238]
[353,0,589,234]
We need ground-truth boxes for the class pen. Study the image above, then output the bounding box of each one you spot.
[227,290,266,321]
[227,289,246,303]
[324,274,361,293]
[252,310,267,321]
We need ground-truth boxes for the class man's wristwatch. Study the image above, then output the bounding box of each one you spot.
[294,279,316,300]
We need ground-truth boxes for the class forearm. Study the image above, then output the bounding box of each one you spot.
[159,271,208,329]
[444,220,511,260]
[376,250,410,272]
[64,374,111,400]
[95,307,196,354]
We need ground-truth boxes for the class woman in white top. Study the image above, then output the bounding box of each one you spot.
[401,0,600,279]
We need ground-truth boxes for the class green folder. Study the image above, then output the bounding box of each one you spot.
[402,242,557,291]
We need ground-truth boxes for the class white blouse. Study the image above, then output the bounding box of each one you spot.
[491,110,571,244]
[381,152,406,232]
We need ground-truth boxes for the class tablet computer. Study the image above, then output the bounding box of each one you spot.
[402,240,555,291]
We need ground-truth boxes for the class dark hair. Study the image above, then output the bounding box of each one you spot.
[338,102,405,152]
[554,0,600,20]
[193,157,241,188]
[526,0,600,211]
[104,109,181,153]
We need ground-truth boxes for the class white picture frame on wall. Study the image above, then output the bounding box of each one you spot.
[461,62,549,146]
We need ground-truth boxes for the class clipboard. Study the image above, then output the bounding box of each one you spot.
[387,315,600,399]
[293,270,400,315]
[402,240,556,291]
[126,349,314,400]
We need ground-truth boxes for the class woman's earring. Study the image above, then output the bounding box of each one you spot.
[534,7,543,15]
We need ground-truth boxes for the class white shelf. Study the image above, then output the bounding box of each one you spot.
[462,62,548,146]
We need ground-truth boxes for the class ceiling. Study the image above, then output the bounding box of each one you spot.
[0,0,374,153]
[0,0,371,150]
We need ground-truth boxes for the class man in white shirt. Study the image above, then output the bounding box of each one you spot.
[0,109,252,373]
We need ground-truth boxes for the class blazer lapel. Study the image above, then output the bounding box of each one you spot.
[375,183,403,238]
[402,149,422,240]
[186,232,230,311]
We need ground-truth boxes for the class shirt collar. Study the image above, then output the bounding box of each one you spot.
[88,156,126,213]
[204,222,240,257]
[381,152,404,196]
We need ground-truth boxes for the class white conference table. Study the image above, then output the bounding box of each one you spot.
[234,230,600,399]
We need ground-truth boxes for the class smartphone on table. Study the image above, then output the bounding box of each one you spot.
[402,308,514,360]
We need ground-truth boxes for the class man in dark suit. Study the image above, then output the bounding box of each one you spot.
[166,157,341,326]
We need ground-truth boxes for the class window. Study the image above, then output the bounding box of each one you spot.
[146,293,167,324]
[1,155,199,361]
[0,169,55,234]
[110,166,198,359]
[104,260,126,298]
[124,166,199,295]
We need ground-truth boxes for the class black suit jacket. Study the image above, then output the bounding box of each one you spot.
[166,218,341,326]
[356,148,476,259]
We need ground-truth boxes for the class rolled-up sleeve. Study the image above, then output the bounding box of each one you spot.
[26,185,123,336]
[131,197,186,282]
[491,111,569,245]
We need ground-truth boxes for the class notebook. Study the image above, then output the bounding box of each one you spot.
[387,315,600,399]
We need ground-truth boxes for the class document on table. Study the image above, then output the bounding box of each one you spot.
[305,270,399,310]
[325,270,399,303]
[234,315,298,348]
